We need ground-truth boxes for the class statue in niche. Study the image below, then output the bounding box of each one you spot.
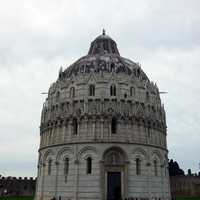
[124,108,129,116]
[136,105,143,118]
[53,113,57,120]
[91,107,97,115]
[76,108,81,116]
[80,65,85,74]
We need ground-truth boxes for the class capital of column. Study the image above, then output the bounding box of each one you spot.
[147,162,151,166]
[74,159,79,164]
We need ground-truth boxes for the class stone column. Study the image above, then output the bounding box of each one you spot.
[68,120,73,142]
[77,119,80,140]
[40,163,45,200]
[161,164,165,199]
[155,128,157,145]
[52,125,55,144]
[125,161,130,198]
[44,131,47,147]
[125,119,128,141]
[84,99,88,113]
[74,159,79,200]
[132,119,135,141]
[139,120,142,142]
[117,119,121,141]
[48,128,51,145]
[56,125,59,143]
[109,118,111,140]
[92,118,96,140]
[54,162,59,198]
[99,161,105,200]
[39,132,43,148]
[147,162,151,200]
[35,165,40,199]
[84,117,88,140]
[100,117,104,140]
[145,126,148,143]
[62,121,67,142]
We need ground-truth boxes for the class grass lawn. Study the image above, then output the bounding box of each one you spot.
[176,198,200,200]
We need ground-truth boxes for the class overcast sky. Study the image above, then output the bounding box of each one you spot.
[0,0,200,178]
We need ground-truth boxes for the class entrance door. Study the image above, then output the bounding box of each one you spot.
[107,172,121,200]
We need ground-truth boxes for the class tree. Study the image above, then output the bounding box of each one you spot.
[168,159,184,176]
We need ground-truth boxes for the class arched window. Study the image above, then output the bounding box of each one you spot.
[89,84,95,96]
[111,118,117,134]
[70,87,75,98]
[147,127,150,138]
[80,65,85,73]
[73,118,78,134]
[48,159,52,175]
[86,157,92,174]
[107,153,121,164]
[110,85,116,96]
[146,91,150,102]
[110,63,115,71]
[136,158,141,175]
[64,158,69,174]
[135,68,140,77]
[154,160,158,176]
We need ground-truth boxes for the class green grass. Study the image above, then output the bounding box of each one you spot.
[176,198,200,200]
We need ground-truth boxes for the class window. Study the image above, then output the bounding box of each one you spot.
[135,68,140,77]
[111,118,117,134]
[146,91,150,102]
[87,157,92,174]
[110,85,116,96]
[147,127,150,138]
[64,158,69,174]
[73,118,78,134]
[154,160,158,176]
[48,159,52,175]
[107,153,121,164]
[136,158,141,175]
[70,87,75,98]
[80,65,85,73]
[89,84,95,96]
[111,63,115,71]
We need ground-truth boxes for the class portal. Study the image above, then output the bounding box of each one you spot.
[107,172,121,200]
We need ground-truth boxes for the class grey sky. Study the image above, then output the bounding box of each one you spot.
[0,0,200,177]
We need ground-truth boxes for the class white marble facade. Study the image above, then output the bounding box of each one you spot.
[35,32,171,200]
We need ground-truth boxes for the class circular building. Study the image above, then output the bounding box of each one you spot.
[35,31,171,200]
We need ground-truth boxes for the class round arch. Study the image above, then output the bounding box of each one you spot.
[56,147,75,162]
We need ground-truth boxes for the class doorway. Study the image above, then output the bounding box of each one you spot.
[107,172,121,200]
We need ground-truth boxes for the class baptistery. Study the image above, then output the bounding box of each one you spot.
[35,31,171,200]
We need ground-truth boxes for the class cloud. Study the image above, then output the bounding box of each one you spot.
[0,0,200,177]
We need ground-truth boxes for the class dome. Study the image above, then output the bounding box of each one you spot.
[35,32,170,200]
[62,30,149,81]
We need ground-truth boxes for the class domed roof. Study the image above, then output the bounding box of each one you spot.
[87,29,120,55]
[63,30,149,81]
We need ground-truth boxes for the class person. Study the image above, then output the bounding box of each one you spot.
[59,196,61,200]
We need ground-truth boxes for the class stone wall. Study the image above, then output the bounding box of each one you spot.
[170,174,200,197]
[0,176,36,196]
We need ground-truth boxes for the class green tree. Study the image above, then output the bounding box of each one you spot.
[168,159,184,176]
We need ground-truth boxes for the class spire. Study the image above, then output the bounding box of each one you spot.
[102,28,105,35]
